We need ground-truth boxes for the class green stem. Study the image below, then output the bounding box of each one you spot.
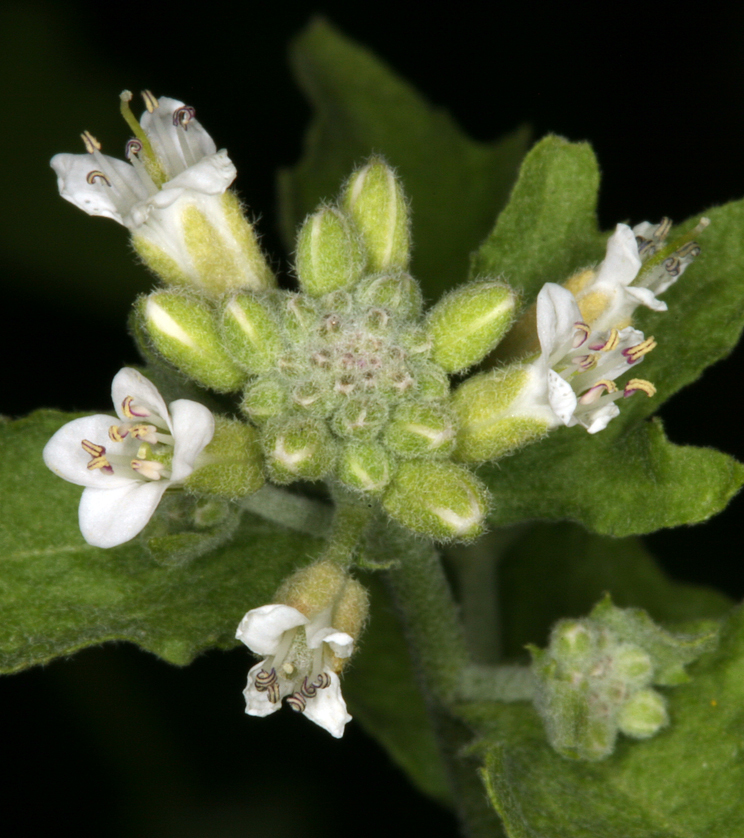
[320,492,373,567]
[385,528,503,837]
[457,664,535,703]
[238,484,332,537]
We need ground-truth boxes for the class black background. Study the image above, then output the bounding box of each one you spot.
[2,3,743,836]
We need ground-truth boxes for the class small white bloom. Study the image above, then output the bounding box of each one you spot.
[572,219,708,333]
[529,283,657,433]
[43,368,214,547]
[236,603,354,738]
[50,92,270,293]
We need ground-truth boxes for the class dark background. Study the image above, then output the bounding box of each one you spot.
[1,3,743,836]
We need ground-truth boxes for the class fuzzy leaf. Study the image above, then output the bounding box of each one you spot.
[499,522,733,658]
[0,411,323,673]
[459,604,744,838]
[279,18,530,301]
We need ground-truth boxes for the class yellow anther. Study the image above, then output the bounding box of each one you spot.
[654,217,672,241]
[141,90,159,113]
[81,439,105,457]
[87,455,111,471]
[121,395,146,420]
[626,336,657,362]
[108,425,126,443]
[600,328,620,352]
[578,379,616,404]
[81,131,102,153]
[625,378,656,397]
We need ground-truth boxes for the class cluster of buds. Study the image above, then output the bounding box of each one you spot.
[529,596,718,761]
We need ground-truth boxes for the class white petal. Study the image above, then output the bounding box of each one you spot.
[51,153,143,223]
[159,151,236,199]
[43,414,133,489]
[78,480,168,547]
[624,286,667,312]
[302,671,352,738]
[632,221,656,239]
[140,97,217,163]
[111,368,171,427]
[594,224,642,289]
[536,283,581,357]
[307,626,354,658]
[168,399,215,483]
[235,604,308,656]
[583,404,620,434]
[242,662,284,718]
[547,369,578,426]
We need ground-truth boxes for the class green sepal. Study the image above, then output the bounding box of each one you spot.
[383,402,457,458]
[353,271,423,320]
[261,416,336,483]
[220,293,284,374]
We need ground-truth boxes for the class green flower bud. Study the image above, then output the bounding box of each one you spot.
[382,461,489,541]
[290,379,338,416]
[241,378,290,424]
[337,441,395,494]
[262,417,336,483]
[220,293,283,374]
[139,292,244,392]
[612,644,654,689]
[410,360,449,400]
[185,416,265,498]
[553,621,595,660]
[283,293,319,341]
[295,206,365,296]
[452,367,550,463]
[341,157,410,272]
[617,689,669,739]
[383,403,456,458]
[425,280,517,373]
[331,398,389,440]
[354,272,422,320]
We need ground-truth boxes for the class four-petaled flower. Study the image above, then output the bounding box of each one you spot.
[43,368,214,548]
[236,603,354,738]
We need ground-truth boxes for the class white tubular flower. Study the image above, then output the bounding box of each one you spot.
[531,283,657,433]
[43,368,215,548]
[568,219,708,333]
[50,91,272,294]
[236,603,354,738]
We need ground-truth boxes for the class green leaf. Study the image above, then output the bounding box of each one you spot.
[344,573,451,806]
[481,418,744,536]
[498,522,733,659]
[279,18,530,301]
[0,411,323,673]
[470,135,604,298]
[459,604,744,838]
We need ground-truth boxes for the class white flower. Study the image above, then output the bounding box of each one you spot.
[43,368,214,548]
[236,603,354,738]
[570,219,708,333]
[531,282,657,433]
[50,92,270,293]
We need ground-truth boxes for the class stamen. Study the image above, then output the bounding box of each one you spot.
[286,693,307,712]
[300,677,317,698]
[623,336,657,363]
[121,395,151,419]
[572,322,590,348]
[624,378,657,398]
[266,683,281,704]
[600,329,620,352]
[172,105,196,129]
[81,131,102,153]
[314,672,331,689]
[578,379,617,404]
[85,170,111,187]
[125,139,143,160]
[81,439,105,458]
[254,668,278,692]
[141,90,159,113]
[653,217,672,241]
[129,424,158,443]
[108,425,128,442]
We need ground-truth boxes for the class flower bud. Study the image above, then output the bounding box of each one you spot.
[185,416,265,497]
[341,157,411,272]
[425,280,517,373]
[616,689,669,739]
[452,367,550,463]
[241,379,290,424]
[382,461,489,540]
[337,441,395,494]
[383,403,456,458]
[330,398,389,441]
[410,360,449,400]
[139,292,245,392]
[220,293,284,374]
[295,206,365,296]
[262,417,336,483]
[282,293,319,341]
[354,272,422,320]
